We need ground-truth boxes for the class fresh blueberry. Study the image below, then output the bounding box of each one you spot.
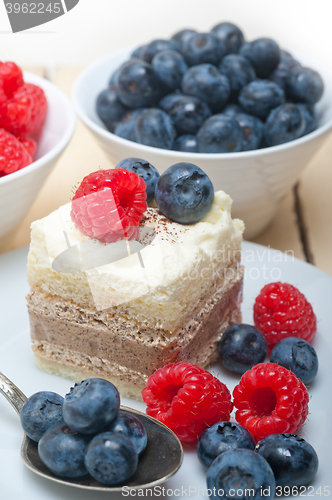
[297,103,318,136]
[140,39,180,64]
[269,50,301,90]
[116,60,161,108]
[155,162,214,224]
[270,337,318,384]
[152,50,188,92]
[218,324,267,373]
[238,79,285,119]
[219,54,256,100]
[63,378,120,434]
[158,92,185,114]
[96,88,129,133]
[207,448,276,500]
[131,44,146,59]
[285,66,324,105]
[256,433,319,487]
[264,103,305,146]
[115,157,160,203]
[240,37,281,78]
[221,103,242,117]
[173,134,198,152]
[109,60,133,89]
[210,22,245,54]
[181,64,230,113]
[234,112,264,151]
[106,410,147,455]
[135,108,176,150]
[182,32,226,66]
[114,108,148,142]
[171,28,197,52]
[160,94,211,135]
[197,421,255,469]
[20,391,64,442]
[38,422,90,477]
[197,114,243,153]
[84,432,138,485]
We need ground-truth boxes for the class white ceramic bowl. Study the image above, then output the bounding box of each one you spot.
[0,72,76,239]
[73,48,332,239]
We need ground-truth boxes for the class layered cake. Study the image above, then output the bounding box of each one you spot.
[26,171,244,400]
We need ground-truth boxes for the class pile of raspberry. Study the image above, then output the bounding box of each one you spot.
[0,62,48,178]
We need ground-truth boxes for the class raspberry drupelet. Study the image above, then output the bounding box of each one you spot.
[233,362,309,442]
[71,168,147,243]
[254,282,317,348]
[142,362,233,443]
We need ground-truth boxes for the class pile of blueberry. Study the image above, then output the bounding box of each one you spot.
[20,378,147,485]
[96,22,324,153]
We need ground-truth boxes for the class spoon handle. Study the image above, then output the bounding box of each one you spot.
[0,372,27,416]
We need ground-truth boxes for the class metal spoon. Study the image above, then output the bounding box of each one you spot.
[0,371,183,491]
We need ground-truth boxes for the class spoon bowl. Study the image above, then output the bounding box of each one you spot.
[0,372,183,491]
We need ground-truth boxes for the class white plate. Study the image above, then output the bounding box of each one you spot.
[0,242,331,500]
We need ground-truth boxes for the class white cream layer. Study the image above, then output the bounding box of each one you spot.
[28,191,244,331]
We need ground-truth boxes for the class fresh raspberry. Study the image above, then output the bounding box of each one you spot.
[0,88,32,135]
[0,128,33,177]
[142,363,233,443]
[20,83,48,139]
[71,168,147,243]
[0,82,47,140]
[0,62,24,97]
[233,362,309,442]
[253,282,317,348]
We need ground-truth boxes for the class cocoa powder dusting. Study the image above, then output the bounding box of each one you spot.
[138,208,188,243]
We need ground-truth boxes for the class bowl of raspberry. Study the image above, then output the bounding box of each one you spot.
[0,62,76,239]
[72,22,332,239]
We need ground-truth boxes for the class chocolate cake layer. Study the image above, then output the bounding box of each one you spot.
[27,266,243,400]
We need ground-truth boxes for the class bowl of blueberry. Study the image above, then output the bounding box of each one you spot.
[72,22,332,238]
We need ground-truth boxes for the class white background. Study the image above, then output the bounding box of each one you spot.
[0,0,332,69]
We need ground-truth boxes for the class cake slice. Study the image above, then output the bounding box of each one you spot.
[27,190,244,400]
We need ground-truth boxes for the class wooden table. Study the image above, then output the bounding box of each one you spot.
[1,67,332,275]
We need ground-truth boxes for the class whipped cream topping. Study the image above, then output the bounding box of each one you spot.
[28,191,244,314]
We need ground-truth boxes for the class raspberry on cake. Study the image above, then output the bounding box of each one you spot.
[26,167,244,400]
[71,168,147,243]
